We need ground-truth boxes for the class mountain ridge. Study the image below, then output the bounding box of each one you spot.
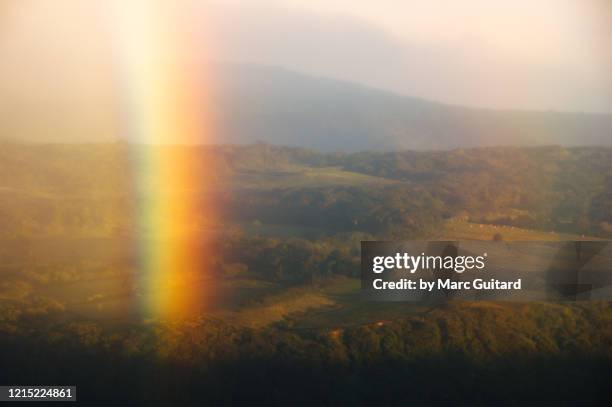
[211,64,612,151]
[2,63,611,151]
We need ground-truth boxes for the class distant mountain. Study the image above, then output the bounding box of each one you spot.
[211,64,612,151]
[2,63,610,151]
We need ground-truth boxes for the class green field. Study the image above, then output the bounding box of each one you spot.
[229,166,400,190]
[438,218,596,241]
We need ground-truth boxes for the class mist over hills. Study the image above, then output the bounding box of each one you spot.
[213,64,612,151]
[2,63,611,151]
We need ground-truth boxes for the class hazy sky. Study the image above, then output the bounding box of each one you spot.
[1,0,611,116]
[210,0,612,112]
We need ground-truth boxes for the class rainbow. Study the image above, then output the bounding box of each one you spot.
[111,1,215,318]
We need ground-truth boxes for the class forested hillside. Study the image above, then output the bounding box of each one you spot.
[1,142,610,238]
[1,141,611,405]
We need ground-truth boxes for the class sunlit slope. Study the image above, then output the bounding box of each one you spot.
[437,219,597,241]
[229,166,398,190]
